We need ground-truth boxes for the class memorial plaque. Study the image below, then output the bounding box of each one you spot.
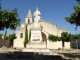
[31,30,42,41]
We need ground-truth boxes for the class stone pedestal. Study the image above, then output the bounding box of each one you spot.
[30,27,42,42]
[26,27,46,49]
[22,27,49,52]
[22,7,49,52]
[26,42,46,48]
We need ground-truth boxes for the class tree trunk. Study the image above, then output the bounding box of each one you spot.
[62,40,65,50]
[4,29,7,46]
[10,40,13,48]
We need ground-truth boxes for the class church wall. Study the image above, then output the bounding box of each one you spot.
[57,28,70,37]
[57,28,63,37]
[41,20,69,37]
[42,20,58,36]
[13,29,25,48]
[26,21,70,49]
[25,18,33,24]
[13,23,34,48]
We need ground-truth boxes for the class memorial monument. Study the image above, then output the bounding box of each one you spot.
[26,7,46,48]
[22,7,49,52]
[30,7,42,42]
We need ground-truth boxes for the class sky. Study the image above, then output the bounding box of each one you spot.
[0,0,80,34]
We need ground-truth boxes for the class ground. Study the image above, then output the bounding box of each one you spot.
[0,48,80,60]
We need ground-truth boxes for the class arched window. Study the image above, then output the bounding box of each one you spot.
[28,19,30,24]
[20,33,23,38]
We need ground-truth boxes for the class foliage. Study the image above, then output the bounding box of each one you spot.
[0,6,1,9]
[1,8,20,30]
[65,0,80,28]
[0,9,4,30]
[48,32,74,42]
[61,32,72,42]
[48,34,58,42]
[60,32,72,50]
[76,0,80,4]
[0,34,2,39]
[8,33,16,41]
[48,32,80,50]
[24,25,28,47]
[72,33,80,40]
[4,33,16,41]
[29,29,31,41]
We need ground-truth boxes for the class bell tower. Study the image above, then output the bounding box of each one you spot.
[25,10,33,24]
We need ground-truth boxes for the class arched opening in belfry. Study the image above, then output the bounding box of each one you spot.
[28,19,30,24]
[41,32,47,47]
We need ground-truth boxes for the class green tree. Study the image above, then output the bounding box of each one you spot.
[29,29,31,41]
[0,8,20,30]
[72,33,80,40]
[48,34,58,42]
[60,32,72,50]
[3,33,16,47]
[0,8,4,30]
[65,0,80,29]
[24,25,28,47]
[8,33,16,47]
[0,8,20,46]
[0,34,2,39]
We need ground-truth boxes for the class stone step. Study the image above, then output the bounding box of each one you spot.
[6,52,63,59]
[22,48,49,52]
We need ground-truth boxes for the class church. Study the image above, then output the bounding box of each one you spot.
[13,8,70,49]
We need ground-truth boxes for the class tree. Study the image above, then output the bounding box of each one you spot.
[0,8,20,46]
[24,25,28,47]
[0,34,2,39]
[29,29,31,41]
[76,0,80,4]
[48,32,80,50]
[9,33,16,47]
[0,8,20,30]
[73,33,80,39]
[60,32,72,50]
[71,33,80,49]
[65,0,80,29]
[5,33,16,47]
[0,8,4,30]
[4,9,20,30]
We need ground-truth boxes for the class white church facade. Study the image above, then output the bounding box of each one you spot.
[13,8,70,49]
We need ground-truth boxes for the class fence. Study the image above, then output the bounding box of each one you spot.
[0,38,13,48]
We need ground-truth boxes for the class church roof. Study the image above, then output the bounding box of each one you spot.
[26,10,32,18]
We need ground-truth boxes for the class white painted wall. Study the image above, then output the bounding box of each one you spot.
[13,20,70,49]
[47,40,70,49]
[13,29,25,48]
